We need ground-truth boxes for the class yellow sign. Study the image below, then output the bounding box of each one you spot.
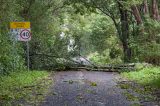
[10,22,30,29]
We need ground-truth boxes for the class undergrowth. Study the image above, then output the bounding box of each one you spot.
[0,70,52,105]
[121,67,160,88]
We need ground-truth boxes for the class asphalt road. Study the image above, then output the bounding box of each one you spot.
[41,70,132,106]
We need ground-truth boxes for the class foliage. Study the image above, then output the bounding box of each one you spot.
[66,0,160,64]
[0,0,25,75]
[0,0,70,73]
[121,67,160,88]
[0,0,160,74]
[89,13,117,53]
[89,47,123,65]
[0,70,50,105]
[129,18,160,64]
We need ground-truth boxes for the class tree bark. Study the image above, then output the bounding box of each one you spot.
[118,1,132,62]
[131,5,143,25]
[143,0,149,14]
[151,0,160,20]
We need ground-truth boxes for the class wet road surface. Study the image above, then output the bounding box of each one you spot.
[41,70,132,106]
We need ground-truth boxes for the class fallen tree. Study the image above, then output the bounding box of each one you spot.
[29,53,136,72]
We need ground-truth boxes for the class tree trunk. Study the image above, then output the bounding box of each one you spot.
[118,1,132,62]
[122,40,132,63]
[131,5,143,25]
[151,0,160,20]
[143,0,149,14]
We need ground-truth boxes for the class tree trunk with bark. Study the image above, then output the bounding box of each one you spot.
[131,5,143,25]
[118,1,132,62]
[151,0,160,20]
[143,0,149,14]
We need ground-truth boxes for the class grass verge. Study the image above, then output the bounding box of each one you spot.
[120,66,160,105]
[0,70,53,105]
[121,67,160,88]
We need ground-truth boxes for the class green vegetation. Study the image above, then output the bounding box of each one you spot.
[0,71,52,105]
[123,92,139,101]
[1,0,160,74]
[121,67,160,88]
[119,81,156,105]
[0,0,160,104]
[119,67,160,105]
[90,82,97,87]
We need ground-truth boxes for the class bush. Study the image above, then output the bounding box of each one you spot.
[122,67,160,88]
[0,32,25,75]
[89,49,123,65]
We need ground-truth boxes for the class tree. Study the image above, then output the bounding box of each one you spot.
[65,0,160,64]
[151,0,160,20]
[0,0,25,74]
[65,0,133,62]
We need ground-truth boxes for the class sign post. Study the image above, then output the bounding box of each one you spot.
[10,22,31,71]
[27,41,30,71]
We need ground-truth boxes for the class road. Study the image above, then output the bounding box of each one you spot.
[41,70,132,106]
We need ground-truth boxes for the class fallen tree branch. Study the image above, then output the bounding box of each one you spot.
[79,55,98,68]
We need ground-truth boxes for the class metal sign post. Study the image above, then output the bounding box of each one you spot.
[27,41,30,71]
[12,37,16,72]
[10,22,31,71]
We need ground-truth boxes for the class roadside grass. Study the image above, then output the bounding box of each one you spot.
[0,70,52,105]
[120,67,160,105]
[121,67,160,88]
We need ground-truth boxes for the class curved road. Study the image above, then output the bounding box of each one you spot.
[41,70,132,106]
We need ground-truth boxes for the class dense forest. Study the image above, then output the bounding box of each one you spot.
[0,0,160,74]
[0,0,160,105]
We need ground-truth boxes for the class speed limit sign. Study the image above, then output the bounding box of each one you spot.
[10,22,31,71]
[10,22,31,42]
[20,29,31,41]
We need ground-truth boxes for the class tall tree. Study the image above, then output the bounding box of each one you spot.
[131,5,143,25]
[65,0,133,62]
[151,0,160,20]
[143,0,149,14]
[118,0,131,62]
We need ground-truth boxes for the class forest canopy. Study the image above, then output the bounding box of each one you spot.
[0,0,160,74]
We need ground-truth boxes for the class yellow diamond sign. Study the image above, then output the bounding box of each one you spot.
[10,22,30,29]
